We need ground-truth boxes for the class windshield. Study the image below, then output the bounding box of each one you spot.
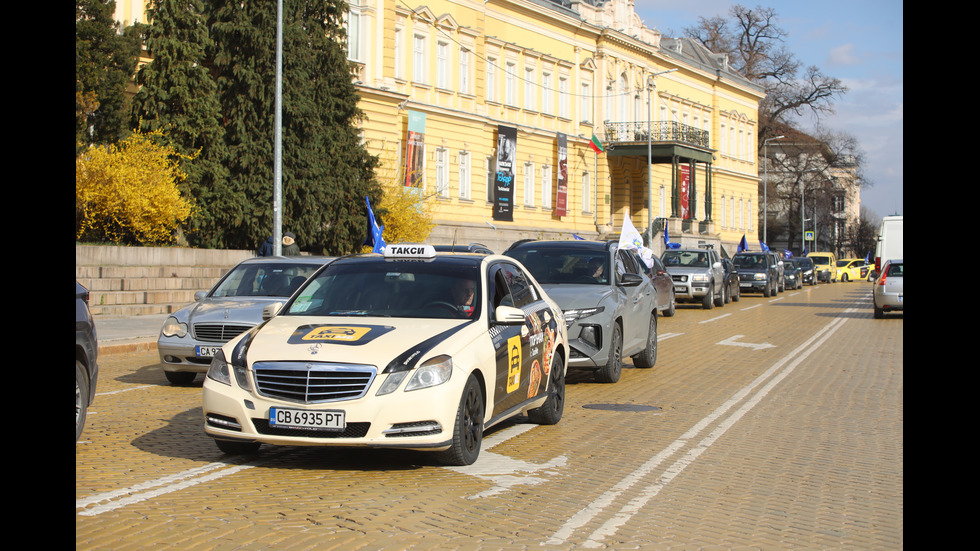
[809,255,831,265]
[506,247,609,285]
[285,259,481,319]
[662,250,711,268]
[732,255,766,269]
[211,263,323,297]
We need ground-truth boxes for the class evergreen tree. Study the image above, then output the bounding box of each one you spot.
[205,0,380,253]
[76,0,142,153]
[130,0,230,248]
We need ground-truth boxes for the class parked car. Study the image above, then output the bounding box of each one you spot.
[202,245,567,465]
[432,243,494,254]
[769,251,786,291]
[505,240,659,383]
[835,258,870,282]
[158,256,336,385]
[807,252,837,283]
[731,252,778,297]
[785,257,816,286]
[873,258,903,318]
[644,254,676,316]
[782,260,803,290]
[720,258,741,302]
[76,281,99,442]
[661,246,726,309]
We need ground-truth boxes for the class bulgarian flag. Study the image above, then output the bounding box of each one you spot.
[589,133,605,154]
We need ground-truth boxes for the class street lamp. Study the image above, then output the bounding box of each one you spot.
[647,68,677,247]
[762,135,784,245]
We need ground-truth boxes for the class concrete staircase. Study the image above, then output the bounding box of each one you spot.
[76,245,255,317]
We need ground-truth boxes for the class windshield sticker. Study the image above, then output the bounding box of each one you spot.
[288,324,394,345]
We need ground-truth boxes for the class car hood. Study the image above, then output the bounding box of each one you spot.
[538,283,614,309]
[238,315,480,368]
[665,266,710,276]
[182,296,288,325]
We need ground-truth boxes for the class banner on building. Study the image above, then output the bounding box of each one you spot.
[679,164,691,219]
[404,111,426,188]
[493,125,517,221]
[556,133,568,217]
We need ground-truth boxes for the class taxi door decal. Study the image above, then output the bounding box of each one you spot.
[506,335,522,393]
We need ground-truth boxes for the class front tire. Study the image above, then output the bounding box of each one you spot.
[595,323,623,383]
[437,374,485,465]
[76,361,89,442]
[631,313,658,368]
[702,286,715,309]
[528,355,566,425]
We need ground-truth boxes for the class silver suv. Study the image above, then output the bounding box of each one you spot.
[661,246,726,309]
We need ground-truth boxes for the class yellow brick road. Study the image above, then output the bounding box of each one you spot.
[76,281,902,549]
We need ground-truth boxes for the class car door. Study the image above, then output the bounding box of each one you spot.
[616,248,654,353]
[487,261,559,418]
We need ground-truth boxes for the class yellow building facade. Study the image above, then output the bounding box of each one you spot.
[349,0,764,255]
[114,0,764,256]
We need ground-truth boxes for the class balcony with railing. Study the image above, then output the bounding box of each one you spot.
[600,120,713,163]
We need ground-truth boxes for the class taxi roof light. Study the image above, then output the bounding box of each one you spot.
[384,244,437,259]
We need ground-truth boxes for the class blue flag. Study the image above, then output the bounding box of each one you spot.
[737,235,747,252]
[784,249,793,259]
[364,196,386,254]
[760,241,770,252]
[572,234,585,240]
[663,225,680,249]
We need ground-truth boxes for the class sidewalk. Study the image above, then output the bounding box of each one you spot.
[94,314,169,355]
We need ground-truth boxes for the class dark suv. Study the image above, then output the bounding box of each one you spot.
[732,252,779,297]
[76,281,99,441]
[505,240,659,383]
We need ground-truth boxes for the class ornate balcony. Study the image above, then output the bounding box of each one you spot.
[600,121,713,164]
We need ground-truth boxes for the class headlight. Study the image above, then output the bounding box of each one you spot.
[753,273,768,281]
[563,306,604,326]
[405,355,453,391]
[207,349,232,386]
[691,274,709,283]
[161,316,187,338]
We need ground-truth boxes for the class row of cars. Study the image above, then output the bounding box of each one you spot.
[150,239,851,463]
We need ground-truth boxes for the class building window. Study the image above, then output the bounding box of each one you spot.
[394,28,403,80]
[346,9,362,62]
[437,41,449,89]
[486,155,495,202]
[559,76,569,118]
[524,66,536,111]
[459,48,470,94]
[505,62,517,106]
[524,162,535,207]
[541,165,552,209]
[582,171,592,213]
[580,82,591,123]
[542,71,553,115]
[486,57,496,102]
[458,151,471,200]
[413,34,427,84]
[436,148,449,197]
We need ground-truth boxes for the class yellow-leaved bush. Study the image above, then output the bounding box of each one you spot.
[76,129,194,244]
[360,144,436,252]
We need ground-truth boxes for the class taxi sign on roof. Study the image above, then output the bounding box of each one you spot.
[384,244,437,259]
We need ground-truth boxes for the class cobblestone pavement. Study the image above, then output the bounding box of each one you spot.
[76,281,902,549]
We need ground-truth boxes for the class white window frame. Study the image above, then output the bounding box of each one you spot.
[558,76,569,118]
[486,57,496,102]
[436,148,449,197]
[413,34,427,84]
[541,164,552,209]
[394,27,403,80]
[346,9,362,62]
[505,62,517,106]
[524,66,536,111]
[459,48,470,95]
[436,41,449,89]
[524,161,535,207]
[580,82,591,123]
[542,71,553,115]
[582,171,592,213]
[458,151,471,200]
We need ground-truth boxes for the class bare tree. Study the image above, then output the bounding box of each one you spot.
[684,4,848,147]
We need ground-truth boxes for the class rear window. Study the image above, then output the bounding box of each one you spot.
[886,263,903,277]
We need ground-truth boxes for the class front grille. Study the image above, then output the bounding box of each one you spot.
[193,323,253,343]
[253,362,377,404]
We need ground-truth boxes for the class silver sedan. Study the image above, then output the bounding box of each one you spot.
[873,259,903,319]
[158,256,335,384]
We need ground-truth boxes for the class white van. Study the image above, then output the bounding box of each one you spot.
[875,215,903,273]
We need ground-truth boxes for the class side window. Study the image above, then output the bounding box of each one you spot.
[491,263,539,310]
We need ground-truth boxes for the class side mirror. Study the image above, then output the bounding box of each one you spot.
[262,302,283,320]
[494,305,526,325]
[619,273,643,287]
[194,291,208,301]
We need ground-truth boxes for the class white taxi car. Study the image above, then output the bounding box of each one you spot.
[203,245,568,465]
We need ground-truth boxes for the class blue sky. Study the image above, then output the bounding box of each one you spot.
[631,0,904,219]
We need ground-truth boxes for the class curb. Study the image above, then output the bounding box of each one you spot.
[99,341,158,356]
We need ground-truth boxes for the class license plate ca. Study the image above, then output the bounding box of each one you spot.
[269,407,346,431]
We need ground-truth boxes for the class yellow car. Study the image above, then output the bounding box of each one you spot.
[807,252,837,283]
[835,258,871,282]
[203,245,568,466]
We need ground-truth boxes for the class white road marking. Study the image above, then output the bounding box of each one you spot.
[699,313,732,324]
[547,310,853,547]
[717,334,776,351]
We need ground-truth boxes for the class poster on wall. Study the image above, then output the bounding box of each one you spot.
[404,111,426,188]
[679,164,691,219]
[555,133,568,217]
[493,125,517,221]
